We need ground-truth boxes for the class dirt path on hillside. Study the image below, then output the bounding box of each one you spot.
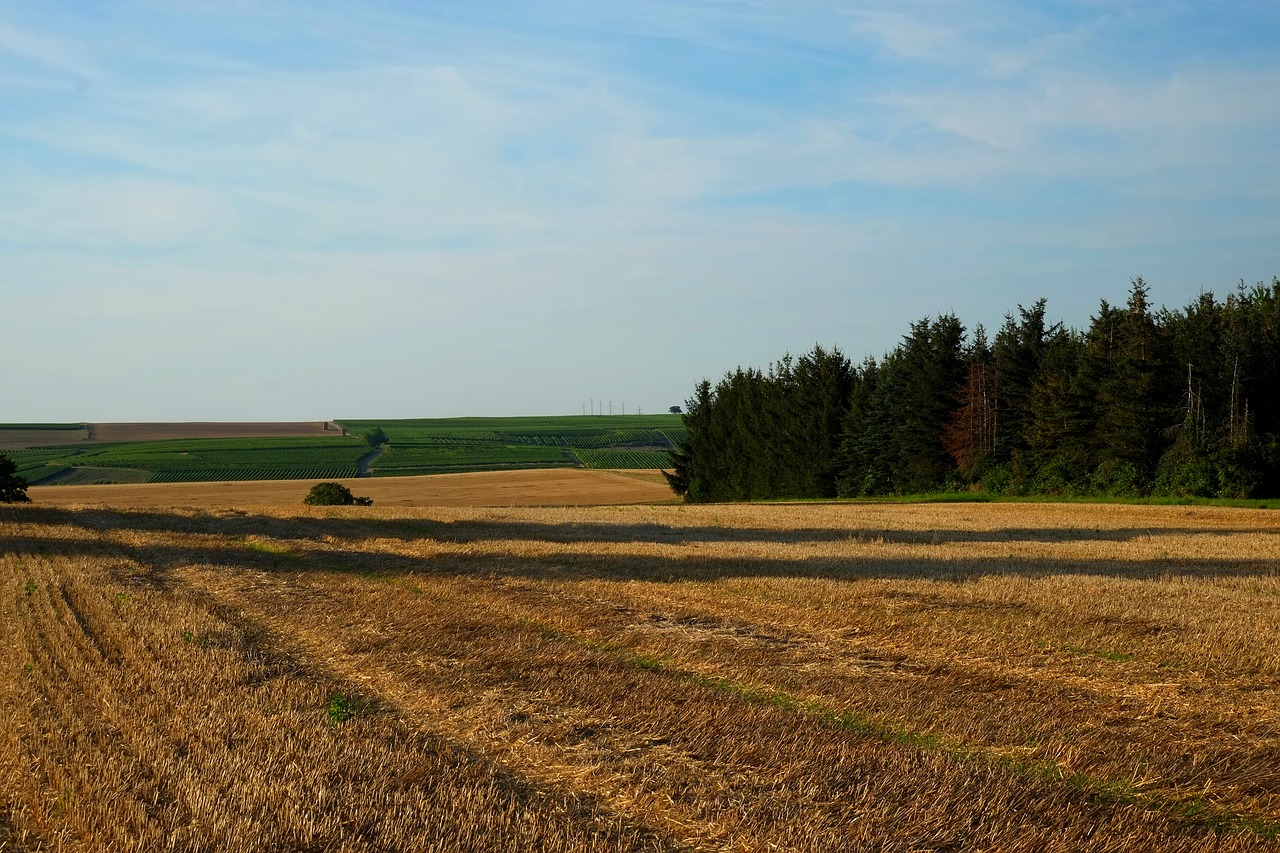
[355,444,387,476]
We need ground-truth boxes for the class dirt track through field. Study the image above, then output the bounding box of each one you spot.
[29,468,674,508]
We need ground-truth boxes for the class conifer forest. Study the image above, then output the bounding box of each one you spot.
[666,278,1280,501]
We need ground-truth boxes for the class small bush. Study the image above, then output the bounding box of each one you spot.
[325,693,366,725]
[303,482,373,506]
[979,463,1013,496]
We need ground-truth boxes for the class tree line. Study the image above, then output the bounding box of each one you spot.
[665,278,1280,501]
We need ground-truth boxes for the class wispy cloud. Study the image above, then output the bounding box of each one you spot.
[2,1,1278,419]
[0,18,92,78]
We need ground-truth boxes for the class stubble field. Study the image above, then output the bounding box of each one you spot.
[28,468,674,508]
[3,495,1279,851]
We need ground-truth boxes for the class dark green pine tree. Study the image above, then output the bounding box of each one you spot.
[702,369,754,501]
[1024,326,1092,493]
[664,379,712,500]
[892,314,965,493]
[1090,278,1171,493]
[837,357,885,496]
[992,299,1049,467]
[782,345,854,498]
[752,357,795,498]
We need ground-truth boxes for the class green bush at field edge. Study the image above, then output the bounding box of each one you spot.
[0,453,31,502]
[303,482,372,506]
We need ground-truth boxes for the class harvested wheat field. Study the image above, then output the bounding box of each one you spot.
[3,499,1280,851]
[28,468,674,508]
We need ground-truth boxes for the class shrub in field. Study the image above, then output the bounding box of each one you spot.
[325,693,366,725]
[0,454,30,502]
[362,427,388,448]
[303,482,372,506]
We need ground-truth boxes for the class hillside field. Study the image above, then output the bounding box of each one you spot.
[339,415,683,477]
[4,498,1279,851]
[4,416,683,485]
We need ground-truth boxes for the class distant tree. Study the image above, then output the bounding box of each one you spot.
[1024,327,1092,493]
[781,345,854,498]
[664,380,712,500]
[304,482,372,506]
[837,357,884,496]
[668,406,682,414]
[0,454,31,502]
[1090,278,1171,491]
[362,427,388,448]
[891,314,965,493]
[992,300,1050,465]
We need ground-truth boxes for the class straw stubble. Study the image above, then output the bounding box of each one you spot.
[3,500,1278,850]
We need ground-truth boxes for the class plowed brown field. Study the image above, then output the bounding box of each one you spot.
[86,421,343,442]
[4,499,1279,851]
[29,468,674,508]
[0,428,88,451]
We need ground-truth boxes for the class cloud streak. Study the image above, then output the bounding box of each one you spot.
[2,1,1278,420]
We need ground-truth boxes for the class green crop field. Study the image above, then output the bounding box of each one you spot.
[370,443,575,476]
[3,416,682,485]
[340,415,681,478]
[572,449,676,469]
[10,437,368,485]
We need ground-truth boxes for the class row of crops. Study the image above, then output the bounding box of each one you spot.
[149,467,359,483]
[659,428,687,445]
[505,428,669,448]
[571,450,676,469]
[6,416,685,484]
[369,430,669,449]
[339,416,682,475]
[370,462,579,477]
[11,437,368,485]
[372,444,574,471]
[15,462,69,483]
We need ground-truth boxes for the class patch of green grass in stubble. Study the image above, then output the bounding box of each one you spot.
[325,692,369,726]
[1063,645,1136,662]
[227,536,298,560]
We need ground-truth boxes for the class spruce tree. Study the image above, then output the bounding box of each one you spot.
[1024,327,1091,493]
[992,300,1049,466]
[1091,278,1169,491]
[943,325,996,482]
[893,315,965,493]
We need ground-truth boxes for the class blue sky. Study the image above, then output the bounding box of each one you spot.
[3,1,1279,421]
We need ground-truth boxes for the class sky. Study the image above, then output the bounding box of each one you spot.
[3,1,1279,421]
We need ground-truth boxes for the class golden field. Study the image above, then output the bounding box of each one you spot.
[3,490,1280,851]
[27,468,674,509]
